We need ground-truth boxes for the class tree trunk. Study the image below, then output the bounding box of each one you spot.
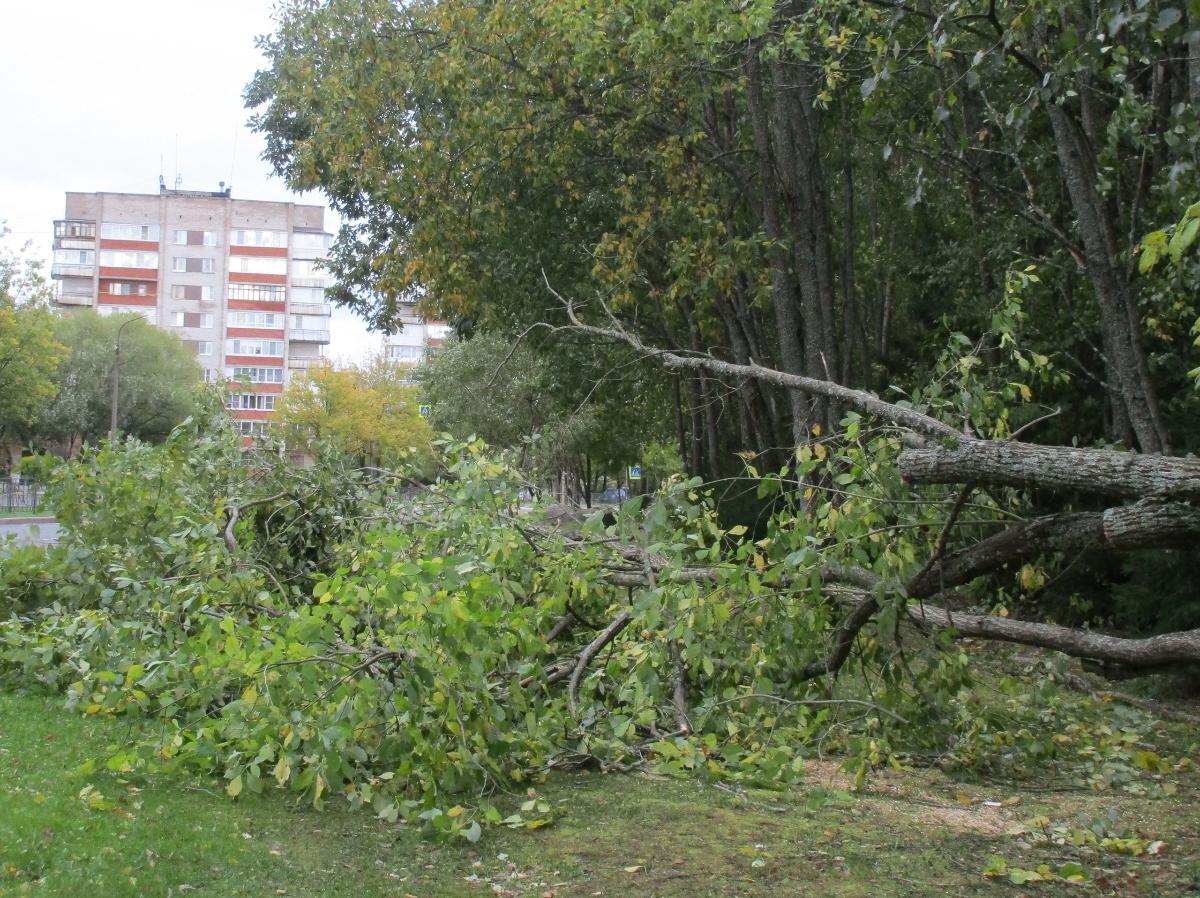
[898,441,1200,500]
[746,45,811,443]
[1044,101,1169,454]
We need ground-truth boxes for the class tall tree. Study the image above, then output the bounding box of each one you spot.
[0,244,66,468]
[34,311,201,449]
[276,357,434,469]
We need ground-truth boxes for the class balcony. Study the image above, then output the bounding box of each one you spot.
[288,302,331,316]
[290,276,327,289]
[54,220,96,240]
[288,356,325,370]
[56,238,95,252]
[289,329,331,344]
[56,293,94,307]
[51,263,94,279]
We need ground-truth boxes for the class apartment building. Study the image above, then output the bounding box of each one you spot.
[51,186,333,437]
[384,300,451,381]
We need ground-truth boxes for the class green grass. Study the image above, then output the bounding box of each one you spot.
[0,509,45,519]
[2,690,1198,898]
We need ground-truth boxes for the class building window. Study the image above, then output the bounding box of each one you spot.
[238,420,272,437]
[54,249,95,265]
[172,256,214,274]
[290,286,326,304]
[56,221,96,239]
[170,284,214,301]
[386,344,425,363]
[172,229,218,246]
[229,228,287,248]
[101,222,159,241]
[291,232,330,253]
[170,311,214,328]
[229,311,283,328]
[227,393,277,411]
[228,366,284,384]
[197,341,213,356]
[230,255,287,275]
[99,250,157,268]
[290,259,326,280]
[107,282,148,296]
[202,369,218,383]
[228,339,284,357]
[228,284,285,302]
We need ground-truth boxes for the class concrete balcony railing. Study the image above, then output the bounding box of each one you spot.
[289,329,331,344]
[56,293,94,307]
[288,356,325,370]
[288,302,331,316]
[290,277,327,289]
[51,263,95,279]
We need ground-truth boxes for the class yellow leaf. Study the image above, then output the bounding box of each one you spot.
[227,775,243,798]
[447,805,465,818]
[813,443,827,461]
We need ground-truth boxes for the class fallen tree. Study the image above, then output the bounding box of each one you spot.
[540,287,1200,678]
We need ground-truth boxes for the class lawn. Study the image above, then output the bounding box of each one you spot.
[2,690,1197,898]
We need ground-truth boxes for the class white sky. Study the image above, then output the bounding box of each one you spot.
[0,0,383,364]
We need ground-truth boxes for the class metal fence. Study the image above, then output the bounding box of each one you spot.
[1,480,44,514]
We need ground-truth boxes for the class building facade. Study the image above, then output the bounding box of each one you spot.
[51,187,332,436]
[384,300,451,381]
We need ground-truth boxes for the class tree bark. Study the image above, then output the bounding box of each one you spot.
[908,499,1200,598]
[898,441,1200,500]
[1044,101,1169,454]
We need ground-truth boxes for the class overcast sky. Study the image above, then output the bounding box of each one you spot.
[0,0,383,363]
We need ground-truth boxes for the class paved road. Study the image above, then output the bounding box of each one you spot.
[0,518,60,547]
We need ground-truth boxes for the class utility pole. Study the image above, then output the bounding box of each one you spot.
[109,315,144,443]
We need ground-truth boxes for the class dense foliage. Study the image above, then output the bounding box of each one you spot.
[0,244,66,465]
[248,0,1200,459]
[417,332,670,496]
[2,409,1190,839]
[276,356,435,470]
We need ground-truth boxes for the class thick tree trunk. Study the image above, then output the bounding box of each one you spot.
[898,441,1200,500]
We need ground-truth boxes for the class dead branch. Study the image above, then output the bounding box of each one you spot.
[568,610,633,714]
[542,271,964,443]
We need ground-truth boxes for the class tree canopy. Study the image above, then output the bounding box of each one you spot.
[0,244,66,464]
[31,311,202,449]
[276,357,435,469]
[248,0,1200,461]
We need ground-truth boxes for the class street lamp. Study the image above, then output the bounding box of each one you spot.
[109,315,146,444]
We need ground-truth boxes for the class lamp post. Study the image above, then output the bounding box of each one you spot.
[109,315,145,444]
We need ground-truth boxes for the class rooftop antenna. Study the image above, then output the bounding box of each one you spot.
[228,124,238,197]
[159,154,165,192]
[174,133,180,191]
